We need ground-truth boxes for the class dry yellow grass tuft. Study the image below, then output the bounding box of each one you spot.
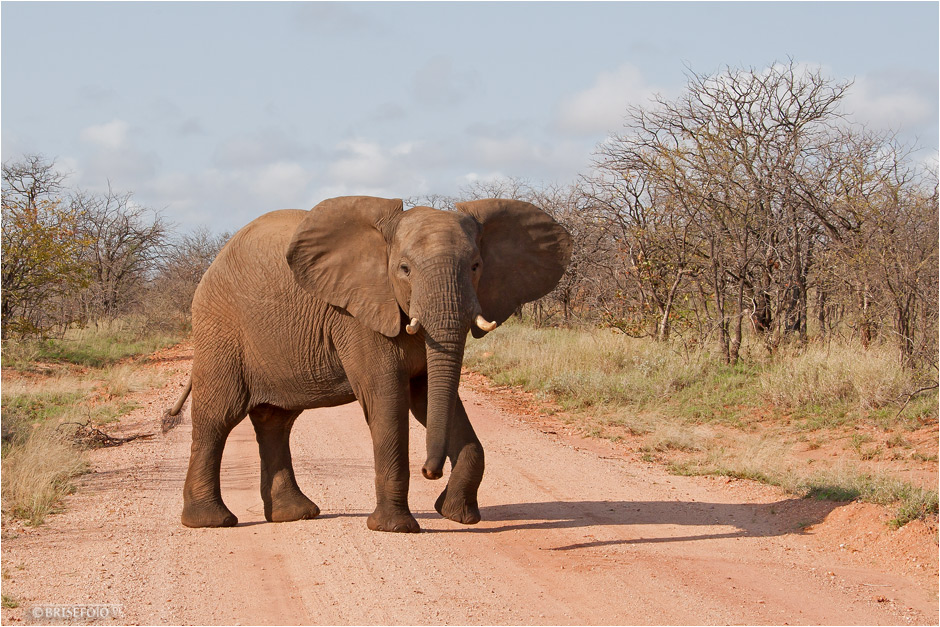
[1,423,86,525]
[759,343,912,410]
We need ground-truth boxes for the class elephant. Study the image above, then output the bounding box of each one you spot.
[166,195,571,532]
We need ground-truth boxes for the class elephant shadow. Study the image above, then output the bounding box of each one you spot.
[417,498,847,548]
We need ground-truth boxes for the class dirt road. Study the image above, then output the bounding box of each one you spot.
[2,345,937,625]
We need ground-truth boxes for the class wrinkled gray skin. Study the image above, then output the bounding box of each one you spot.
[172,196,571,532]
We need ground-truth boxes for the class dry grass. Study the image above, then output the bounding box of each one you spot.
[465,320,939,525]
[1,423,86,525]
[98,364,166,398]
[1,319,176,525]
[465,324,716,410]
[759,343,913,410]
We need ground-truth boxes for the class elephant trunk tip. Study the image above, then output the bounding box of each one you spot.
[421,457,445,480]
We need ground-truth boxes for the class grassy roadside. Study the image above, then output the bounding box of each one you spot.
[1,318,182,371]
[464,320,939,527]
[1,321,183,525]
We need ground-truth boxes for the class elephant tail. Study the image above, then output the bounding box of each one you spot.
[162,377,192,434]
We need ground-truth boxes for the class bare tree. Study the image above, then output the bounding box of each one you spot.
[146,226,231,328]
[405,193,457,211]
[460,176,535,202]
[593,61,854,362]
[2,154,68,209]
[816,130,939,367]
[71,187,169,321]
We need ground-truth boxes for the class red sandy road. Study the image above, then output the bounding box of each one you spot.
[1,348,936,625]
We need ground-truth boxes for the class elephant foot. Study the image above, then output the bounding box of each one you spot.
[182,500,238,528]
[435,486,481,525]
[367,508,420,533]
[265,492,321,523]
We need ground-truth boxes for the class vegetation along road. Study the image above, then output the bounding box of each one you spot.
[1,342,936,625]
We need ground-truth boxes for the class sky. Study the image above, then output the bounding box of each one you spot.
[2,1,938,233]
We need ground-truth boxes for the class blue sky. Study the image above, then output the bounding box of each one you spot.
[3,2,938,232]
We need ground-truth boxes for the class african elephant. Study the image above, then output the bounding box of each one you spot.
[166,195,571,532]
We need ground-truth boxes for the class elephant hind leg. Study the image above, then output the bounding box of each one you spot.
[249,405,320,523]
[182,370,250,528]
[182,412,244,528]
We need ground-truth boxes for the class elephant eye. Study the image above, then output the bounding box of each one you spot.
[471,262,481,272]
[399,262,411,276]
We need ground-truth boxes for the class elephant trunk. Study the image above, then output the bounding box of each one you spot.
[421,336,464,479]
[411,262,478,480]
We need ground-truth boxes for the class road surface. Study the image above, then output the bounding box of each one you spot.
[2,345,936,625]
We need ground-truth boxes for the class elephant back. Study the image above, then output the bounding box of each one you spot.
[195,210,308,303]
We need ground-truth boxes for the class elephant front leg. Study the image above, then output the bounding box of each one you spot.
[361,393,420,533]
[249,406,320,523]
[434,399,484,524]
[410,378,484,525]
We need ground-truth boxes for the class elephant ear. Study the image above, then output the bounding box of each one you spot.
[456,198,572,332]
[287,196,403,337]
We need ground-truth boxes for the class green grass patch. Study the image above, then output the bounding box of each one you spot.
[1,389,85,426]
[2,318,183,370]
[795,471,939,527]
[668,460,777,486]
[668,455,939,527]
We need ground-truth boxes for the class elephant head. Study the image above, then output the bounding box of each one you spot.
[285,195,572,480]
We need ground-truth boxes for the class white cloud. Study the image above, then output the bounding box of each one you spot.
[74,119,159,192]
[177,117,206,137]
[458,171,507,188]
[473,136,543,168]
[469,134,592,181]
[143,164,314,228]
[554,64,662,136]
[842,72,936,136]
[292,3,378,33]
[328,140,393,186]
[324,139,427,197]
[80,119,130,150]
[368,102,407,124]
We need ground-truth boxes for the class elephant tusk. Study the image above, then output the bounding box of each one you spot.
[475,315,498,332]
[406,318,421,335]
